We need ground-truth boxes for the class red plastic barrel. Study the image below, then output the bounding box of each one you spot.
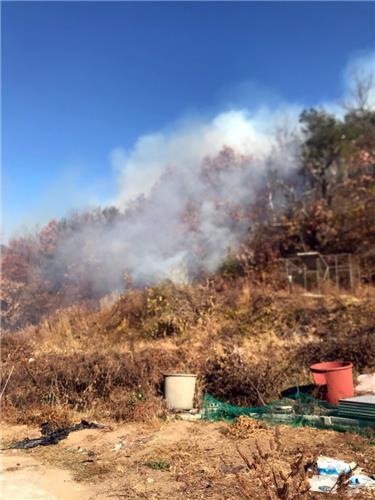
[310,361,354,405]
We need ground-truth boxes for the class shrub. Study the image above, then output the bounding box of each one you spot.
[297,328,375,372]
[203,351,292,407]
[1,347,186,422]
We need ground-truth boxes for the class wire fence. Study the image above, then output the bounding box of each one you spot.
[284,252,361,292]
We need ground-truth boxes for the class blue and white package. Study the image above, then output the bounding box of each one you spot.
[317,456,356,476]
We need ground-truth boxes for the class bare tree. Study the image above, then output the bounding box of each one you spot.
[342,69,375,112]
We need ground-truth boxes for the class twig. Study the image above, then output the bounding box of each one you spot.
[0,366,14,399]
[247,379,266,406]
[329,464,357,494]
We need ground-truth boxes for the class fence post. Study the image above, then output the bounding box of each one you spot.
[335,255,339,289]
[285,260,291,294]
[348,254,354,290]
[303,265,307,291]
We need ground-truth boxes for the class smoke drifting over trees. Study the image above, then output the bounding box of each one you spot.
[2,55,375,329]
[55,110,300,288]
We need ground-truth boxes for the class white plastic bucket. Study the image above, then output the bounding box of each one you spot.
[164,373,197,411]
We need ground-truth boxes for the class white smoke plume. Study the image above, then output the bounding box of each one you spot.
[38,52,375,292]
[114,110,278,206]
[54,107,300,291]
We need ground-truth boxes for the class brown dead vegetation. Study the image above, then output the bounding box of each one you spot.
[1,280,374,426]
[235,426,313,499]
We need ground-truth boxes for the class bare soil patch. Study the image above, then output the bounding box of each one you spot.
[1,418,374,499]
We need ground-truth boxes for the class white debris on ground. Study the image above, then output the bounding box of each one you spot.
[177,412,202,421]
[112,440,125,452]
[356,373,375,394]
[309,456,375,494]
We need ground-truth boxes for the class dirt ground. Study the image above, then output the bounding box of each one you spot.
[1,418,374,499]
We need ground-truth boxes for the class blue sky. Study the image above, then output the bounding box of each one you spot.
[2,1,375,239]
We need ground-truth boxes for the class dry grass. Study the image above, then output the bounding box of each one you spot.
[1,281,374,426]
[225,423,374,499]
[234,426,313,499]
[226,415,272,439]
[25,445,114,483]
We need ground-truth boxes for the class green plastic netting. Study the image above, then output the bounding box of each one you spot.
[201,393,375,439]
[202,392,333,421]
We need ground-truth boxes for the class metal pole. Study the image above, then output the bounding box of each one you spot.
[317,258,320,292]
[348,254,354,290]
[285,260,291,294]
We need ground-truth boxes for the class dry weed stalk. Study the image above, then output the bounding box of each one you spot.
[235,426,313,500]
[330,464,358,495]
[0,366,14,400]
